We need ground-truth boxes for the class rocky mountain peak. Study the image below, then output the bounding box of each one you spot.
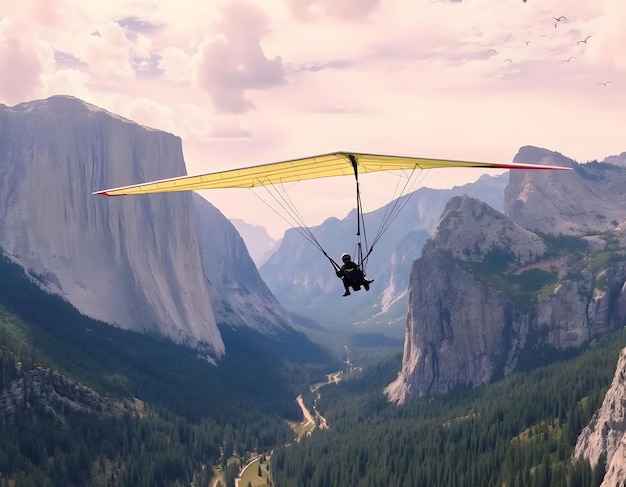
[603,151,626,167]
[426,195,546,265]
[505,146,626,236]
[259,175,508,328]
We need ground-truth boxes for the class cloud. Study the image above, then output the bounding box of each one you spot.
[81,21,135,79]
[158,47,193,82]
[208,120,253,139]
[0,18,46,105]
[53,49,88,69]
[193,2,286,113]
[287,0,381,21]
[583,0,626,70]
[288,59,352,73]
[115,16,163,37]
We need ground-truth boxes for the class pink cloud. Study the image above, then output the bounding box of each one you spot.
[194,2,286,113]
[288,0,381,21]
[82,22,135,78]
[0,19,45,105]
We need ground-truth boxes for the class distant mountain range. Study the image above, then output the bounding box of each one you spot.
[230,218,281,266]
[258,173,508,330]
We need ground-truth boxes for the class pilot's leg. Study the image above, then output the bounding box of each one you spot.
[342,278,351,296]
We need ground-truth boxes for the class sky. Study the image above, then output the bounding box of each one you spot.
[1,0,625,239]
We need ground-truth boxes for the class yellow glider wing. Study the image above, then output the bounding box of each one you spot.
[93,151,571,196]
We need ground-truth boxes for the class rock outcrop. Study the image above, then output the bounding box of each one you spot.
[603,151,626,168]
[0,368,110,418]
[434,196,546,264]
[0,95,305,358]
[574,347,626,486]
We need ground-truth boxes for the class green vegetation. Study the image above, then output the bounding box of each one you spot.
[239,456,271,487]
[0,252,335,486]
[536,233,590,260]
[271,329,626,486]
[593,250,626,270]
[458,230,626,310]
[461,257,559,310]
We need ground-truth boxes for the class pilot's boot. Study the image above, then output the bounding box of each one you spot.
[343,289,351,297]
[364,279,374,291]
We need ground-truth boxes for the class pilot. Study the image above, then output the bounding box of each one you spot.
[336,253,374,297]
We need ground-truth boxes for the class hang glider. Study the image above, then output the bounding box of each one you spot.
[92,151,570,196]
[93,150,571,273]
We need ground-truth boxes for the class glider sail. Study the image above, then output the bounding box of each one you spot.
[94,151,569,196]
[94,151,571,271]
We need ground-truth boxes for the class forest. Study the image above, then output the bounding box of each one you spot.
[271,329,623,486]
[0,252,334,486]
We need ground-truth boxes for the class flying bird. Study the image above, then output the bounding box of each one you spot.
[577,36,592,44]
[488,49,497,54]
[505,59,513,63]
[597,81,612,86]
[562,56,576,63]
[553,16,567,28]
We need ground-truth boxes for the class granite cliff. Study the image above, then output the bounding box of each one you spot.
[0,96,223,355]
[0,96,297,358]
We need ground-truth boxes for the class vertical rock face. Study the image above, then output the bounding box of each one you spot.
[384,253,530,400]
[193,194,296,333]
[574,347,626,486]
[385,196,538,402]
[0,96,223,356]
